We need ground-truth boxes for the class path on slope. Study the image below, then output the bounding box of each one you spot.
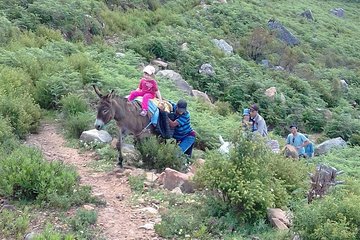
[26,122,160,240]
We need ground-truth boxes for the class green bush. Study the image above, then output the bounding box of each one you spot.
[0,207,30,240]
[137,136,187,172]
[0,16,19,46]
[293,192,360,240]
[34,70,82,109]
[195,130,308,223]
[0,95,41,138]
[64,112,93,139]
[69,209,97,232]
[0,146,94,208]
[0,117,19,153]
[325,114,360,141]
[60,93,89,117]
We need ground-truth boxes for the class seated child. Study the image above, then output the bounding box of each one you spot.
[128,65,163,116]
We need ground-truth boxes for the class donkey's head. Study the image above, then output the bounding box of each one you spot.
[93,85,115,130]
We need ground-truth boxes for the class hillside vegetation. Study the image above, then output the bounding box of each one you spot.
[1,0,360,239]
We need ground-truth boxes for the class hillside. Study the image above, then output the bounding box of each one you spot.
[1,0,360,239]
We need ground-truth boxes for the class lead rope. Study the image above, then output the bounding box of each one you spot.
[134,121,152,137]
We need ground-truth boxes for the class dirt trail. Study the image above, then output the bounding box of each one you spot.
[26,122,160,240]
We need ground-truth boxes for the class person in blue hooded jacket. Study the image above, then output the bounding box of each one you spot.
[168,99,196,157]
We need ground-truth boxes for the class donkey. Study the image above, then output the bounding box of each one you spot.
[93,85,156,167]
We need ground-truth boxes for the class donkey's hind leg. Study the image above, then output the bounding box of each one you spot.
[116,130,124,168]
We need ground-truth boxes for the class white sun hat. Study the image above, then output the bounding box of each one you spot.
[143,65,156,75]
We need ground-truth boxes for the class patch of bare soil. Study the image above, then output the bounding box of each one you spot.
[26,122,160,240]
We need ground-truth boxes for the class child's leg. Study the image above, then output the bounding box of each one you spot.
[128,90,145,101]
[141,93,155,110]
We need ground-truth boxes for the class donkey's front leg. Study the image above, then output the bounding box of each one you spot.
[116,129,124,168]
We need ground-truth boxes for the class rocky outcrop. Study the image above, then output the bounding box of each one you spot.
[268,20,300,46]
[315,137,347,156]
[80,129,112,143]
[156,70,193,95]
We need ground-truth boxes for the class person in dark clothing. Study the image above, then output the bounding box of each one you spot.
[168,99,196,157]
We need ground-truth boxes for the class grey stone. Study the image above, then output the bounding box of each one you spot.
[300,9,314,20]
[315,137,347,156]
[212,39,233,55]
[80,129,112,143]
[156,70,193,95]
[199,63,215,76]
[261,59,270,68]
[330,8,345,18]
[268,20,300,46]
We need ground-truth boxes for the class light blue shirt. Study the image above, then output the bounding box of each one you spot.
[286,133,308,155]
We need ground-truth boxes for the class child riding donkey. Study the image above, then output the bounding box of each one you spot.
[128,65,163,116]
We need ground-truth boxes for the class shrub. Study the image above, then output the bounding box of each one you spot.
[0,117,19,153]
[0,95,41,138]
[69,209,97,232]
[324,114,360,141]
[60,93,89,117]
[0,207,30,240]
[0,146,94,208]
[137,136,187,172]
[293,192,360,240]
[34,70,82,109]
[0,16,19,46]
[64,112,93,139]
[65,53,102,85]
[195,130,308,223]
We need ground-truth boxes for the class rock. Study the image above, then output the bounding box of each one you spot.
[261,59,270,68]
[267,208,291,226]
[83,204,95,211]
[273,65,285,71]
[116,194,125,201]
[268,208,291,230]
[340,79,349,91]
[139,207,158,215]
[330,8,345,18]
[212,39,233,55]
[146,172,158,182]
[158,168,194,193]
[300,9,314,20]
[192,90,213,105]
[188,158,205,175]
[115,52,125,58]
[315,137,347,156]
[80,129,112,143]
[268,20,300,46]
[156,70,193,95]
[181,42,189,51]
[171,187,183,195]
[1,204,16,211]
[198,63,215,76]
[270,218,289,230]
[267,140,280,153]
[280,93,286,103]
[151,59,168,69]
[24,232,37,240]
[265,87,277,99]
[139,223,154,230]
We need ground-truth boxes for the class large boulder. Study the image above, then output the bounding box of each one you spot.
[300,9,314,21]
[265,87,277,99]
[192,90,213,105]
[212,39,233,55]
[315,137,347,156]
[80,129,112,143]
[267,20,300,46]
[199,63,215,76]
[156,70,193,95]
[267,208,291,230]
[157,168,194,193]
[330,8,345,18]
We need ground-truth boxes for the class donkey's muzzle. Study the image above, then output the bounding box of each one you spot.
[94,119,104,130]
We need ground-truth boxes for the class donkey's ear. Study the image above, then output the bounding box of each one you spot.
[93,85,103,98]
[109,90,115,99]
